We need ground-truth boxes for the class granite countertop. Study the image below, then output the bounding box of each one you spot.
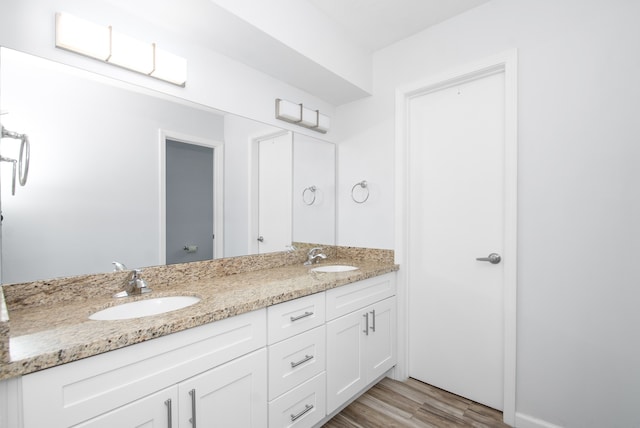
[0,248,398,381]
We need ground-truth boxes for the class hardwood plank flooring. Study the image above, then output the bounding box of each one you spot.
[322,378,510,428]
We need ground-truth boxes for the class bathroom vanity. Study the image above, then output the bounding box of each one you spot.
[0,246,397,428]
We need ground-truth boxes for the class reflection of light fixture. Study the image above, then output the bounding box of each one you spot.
[55,13,111,60]
[109,30,154,74]
[55,12,187,87]
[275,99,330,133]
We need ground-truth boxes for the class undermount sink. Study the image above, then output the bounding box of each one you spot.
[89,296,201,321]
[310,265,359,273]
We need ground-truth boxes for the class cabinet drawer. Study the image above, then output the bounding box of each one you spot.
[268,325,326,400]
[325,272,396,320]
[268,292,325,344]
[268,372,326,428]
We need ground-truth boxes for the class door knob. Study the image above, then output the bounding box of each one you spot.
[257,236,264,242]
[476,253,501,264]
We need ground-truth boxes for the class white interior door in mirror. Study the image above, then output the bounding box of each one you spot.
[258,132,292,253]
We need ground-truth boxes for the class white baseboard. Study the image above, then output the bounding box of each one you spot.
[515,412,564,428]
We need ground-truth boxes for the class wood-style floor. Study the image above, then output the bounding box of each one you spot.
[322,377,510,428]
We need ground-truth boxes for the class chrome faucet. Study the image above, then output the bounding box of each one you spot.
[112,261,152,298]
[304,247,327,265]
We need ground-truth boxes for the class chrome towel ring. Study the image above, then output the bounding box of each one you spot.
[351,180,369,204]
[302,185,317,205]
[1,125,30,196]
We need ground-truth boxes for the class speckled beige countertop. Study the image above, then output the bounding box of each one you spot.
[0,245,397,381]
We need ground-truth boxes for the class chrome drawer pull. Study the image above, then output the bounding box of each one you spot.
[370,309,376,332]
[363,313,369,335]
[290,404,314,422]
[165,399,172,428]
[189,389,197,428]
[290,311,313,322]
[290,354,314,368]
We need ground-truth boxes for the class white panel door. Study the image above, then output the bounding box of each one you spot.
[258,133,292,253]
[326,309,367,414]
[178,348,267,428]
[408,71,506,410]
[366,297,396,382]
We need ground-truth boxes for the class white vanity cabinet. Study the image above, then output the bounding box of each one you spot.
[325,273,397,414]
[20,309,267,428]
[7,271,397,428]
[74,349,268,428]
[267,293,327,428]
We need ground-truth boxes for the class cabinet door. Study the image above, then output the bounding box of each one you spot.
[325,309,367,414]
[366,296,397,382]
[178,348,267,428]
[74,386,178,428]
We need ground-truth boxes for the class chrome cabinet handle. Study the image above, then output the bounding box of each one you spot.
[189,389,197,428]
[290,404,314,422]
[290,311,313,322]
[476,253,501,264]
[363,313,369,335]
[165,399,172,428]
[290,354,314,368]
[370,309,376,332]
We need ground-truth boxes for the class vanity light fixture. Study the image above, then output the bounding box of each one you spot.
[275,99,330,133]
[55,12,187,87]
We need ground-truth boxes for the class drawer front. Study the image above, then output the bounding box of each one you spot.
[267,292,325,344]
[325,272,396,320]
[268,325,326,400]
[22,309,266,428]
[268,372,326,428]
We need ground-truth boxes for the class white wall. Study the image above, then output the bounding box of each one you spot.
[335,0,640,426]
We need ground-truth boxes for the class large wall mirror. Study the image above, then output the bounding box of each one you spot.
[0,48,336,284]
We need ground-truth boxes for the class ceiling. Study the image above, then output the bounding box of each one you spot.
[105,0,491,105]
[307,0,491,52]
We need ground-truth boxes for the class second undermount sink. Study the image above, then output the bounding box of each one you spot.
[89,296,201,321]
[310,265,359,273]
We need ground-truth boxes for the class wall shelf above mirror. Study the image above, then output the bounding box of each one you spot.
[0,47,336,284]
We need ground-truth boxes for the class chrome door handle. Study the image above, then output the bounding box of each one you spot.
[257,236,264,242]
[189,389,197,428]
[363,313,369,335]
[290,311,313,322]
[290,354,314,368]
[290,404,314,422]
[165,399,172,428]
[476,253,501,264]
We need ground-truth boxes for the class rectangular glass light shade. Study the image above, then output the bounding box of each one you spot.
[276,99,302,122]
[55,13,110,60]
[109,31,154,74]
[317,113,330,133]
[151,47,188,86]
[300,106,318,127]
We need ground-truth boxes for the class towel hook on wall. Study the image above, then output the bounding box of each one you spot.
[351,180,369,204]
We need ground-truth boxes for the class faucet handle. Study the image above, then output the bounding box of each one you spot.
[112,261,127,271]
